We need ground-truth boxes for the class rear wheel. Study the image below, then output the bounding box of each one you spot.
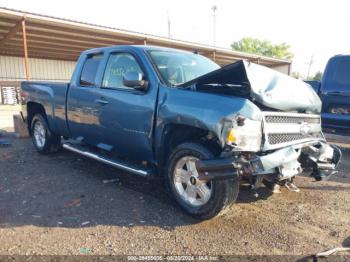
[166,142,239,220]
[31,114,61,154]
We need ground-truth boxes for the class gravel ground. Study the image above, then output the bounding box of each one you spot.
[0,133,349,258]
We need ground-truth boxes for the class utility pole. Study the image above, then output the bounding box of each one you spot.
[211,5,217,46]
[167,10,172,38]
[306,55,314,80]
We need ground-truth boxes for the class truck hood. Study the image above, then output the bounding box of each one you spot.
[182,60,321,114]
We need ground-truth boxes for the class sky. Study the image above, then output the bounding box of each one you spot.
[0,0,349,77]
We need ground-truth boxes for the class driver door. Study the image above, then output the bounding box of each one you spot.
[94,52,157,162]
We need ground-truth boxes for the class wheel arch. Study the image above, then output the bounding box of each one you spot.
[26,102,48,135]
[156,123,222,170]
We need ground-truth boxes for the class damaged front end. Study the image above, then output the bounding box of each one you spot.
[183,59,341,193]
[252,140,342,182]
[195,111,342,193]
[196,140,341,193]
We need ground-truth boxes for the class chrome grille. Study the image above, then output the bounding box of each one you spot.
[264,115,320,124]
[267,133,323,145]
[263,112,323,149]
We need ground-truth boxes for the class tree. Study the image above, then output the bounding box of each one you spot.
[231,37,294,60]
[292,71,303,79]
[312,71,323,81]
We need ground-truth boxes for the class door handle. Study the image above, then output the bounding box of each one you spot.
[95,98,109,105]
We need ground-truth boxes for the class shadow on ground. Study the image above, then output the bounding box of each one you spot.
[1,131,349,230]
[0,132,274,230]
[343,236,350,247]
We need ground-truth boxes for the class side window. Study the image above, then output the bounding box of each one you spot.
[80,54,102,86]
[102,53,143,89]
[333,59,350,85]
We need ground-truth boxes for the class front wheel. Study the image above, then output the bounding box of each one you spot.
[166,142,240,220]
[31,114,61,154]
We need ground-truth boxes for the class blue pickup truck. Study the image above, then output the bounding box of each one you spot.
[21,45,341,219]
[306,55,350,135]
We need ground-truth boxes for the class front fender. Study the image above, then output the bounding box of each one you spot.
[154,86,262,162]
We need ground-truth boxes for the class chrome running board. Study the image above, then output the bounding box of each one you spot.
[62,143,150,177]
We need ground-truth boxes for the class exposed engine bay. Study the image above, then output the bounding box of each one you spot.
[181,60,321,114]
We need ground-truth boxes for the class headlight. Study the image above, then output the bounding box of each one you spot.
[226,116,262,152]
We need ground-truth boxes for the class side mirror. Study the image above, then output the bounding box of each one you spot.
[123,72,148,91]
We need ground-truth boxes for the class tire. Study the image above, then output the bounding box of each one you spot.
[165,142,239,220]
[31,113,61,154]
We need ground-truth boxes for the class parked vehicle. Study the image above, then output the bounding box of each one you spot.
[305,55,350,135]
[21,45,341,219]
[304,80,321,93]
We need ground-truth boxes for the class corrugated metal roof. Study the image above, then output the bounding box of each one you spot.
[0,7,291,70]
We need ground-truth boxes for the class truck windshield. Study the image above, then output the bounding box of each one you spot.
[149,50,220,86]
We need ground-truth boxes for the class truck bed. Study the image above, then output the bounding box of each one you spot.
[21,81,70,137]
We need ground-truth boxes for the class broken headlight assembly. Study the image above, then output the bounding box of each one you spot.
[226,115,262,152]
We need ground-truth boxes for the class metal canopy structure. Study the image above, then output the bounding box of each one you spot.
[0,7,291,80]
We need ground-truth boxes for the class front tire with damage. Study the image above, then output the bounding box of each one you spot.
[166,142,240,220]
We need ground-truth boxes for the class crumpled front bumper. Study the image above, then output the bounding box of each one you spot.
[252,141,341,181]
[195,140,342,182]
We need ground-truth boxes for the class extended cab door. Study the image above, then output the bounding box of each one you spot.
[66,52,105,145]
[320,56,350,133]
[93,51,158,162]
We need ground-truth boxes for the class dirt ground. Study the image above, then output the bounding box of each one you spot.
[0,131,349,259]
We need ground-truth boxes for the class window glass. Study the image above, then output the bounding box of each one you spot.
[80,54,102,86]
[102,53,143,89]
[334,59,350,85]
[149,50,220,86]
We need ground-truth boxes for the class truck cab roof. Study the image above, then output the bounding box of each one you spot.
[81,45,195,56]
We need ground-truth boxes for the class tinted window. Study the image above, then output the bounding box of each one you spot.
[80,54,102,86]
[102,53,143,89]
[334,59,350,85]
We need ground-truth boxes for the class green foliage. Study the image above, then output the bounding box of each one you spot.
[292,71,323,81]
[312,71,323,81]
[231,37,294,60]
[292,71,303,79]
